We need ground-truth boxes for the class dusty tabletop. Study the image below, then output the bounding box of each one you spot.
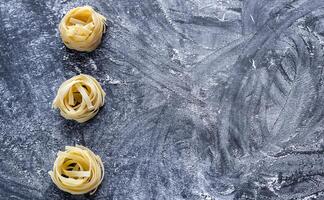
[1,0,324,199]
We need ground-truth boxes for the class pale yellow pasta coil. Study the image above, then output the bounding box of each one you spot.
[53,74,105,123]
[59,6,106,52]
[49,145,104,195]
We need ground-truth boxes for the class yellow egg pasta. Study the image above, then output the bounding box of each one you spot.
[48,145,104,195]
[53,74,105,123]
[59,6,106,52]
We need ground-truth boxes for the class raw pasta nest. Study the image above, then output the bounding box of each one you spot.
[53,74,105,123]
[59,6,106,52]
[49,145,104,195]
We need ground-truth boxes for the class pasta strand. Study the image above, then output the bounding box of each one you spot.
[59,6,106,52]
[49,145,104,195]
[53,74,105,123]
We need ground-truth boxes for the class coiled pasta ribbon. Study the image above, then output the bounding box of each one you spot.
[53,74,105,123]
[49,145,104,195]
[59,6,106,52]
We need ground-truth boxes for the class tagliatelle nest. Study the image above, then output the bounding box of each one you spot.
[48,145,104,195]
[52,74,105,123]
[59,6,106,52]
